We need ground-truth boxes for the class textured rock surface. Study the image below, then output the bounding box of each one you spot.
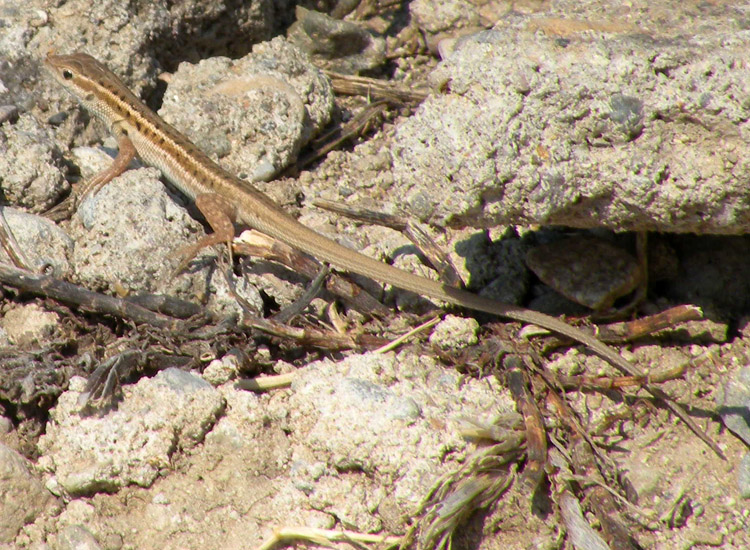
[525,235,640,310]
[0,207,74,277]
[37,370,226,496]
[286,352,510,514]
[0,114,67,212]
[0,304,61,347]
[25,351,515,547]
[428,314,480,349]
[717,366,750,447]
[287,7,386,74]
[0,0,274,93]
[159,37,333,182]
[0,443,54,543]
[390,19,750,234]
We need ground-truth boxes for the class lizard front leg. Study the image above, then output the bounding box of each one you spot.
[46,127,137,220]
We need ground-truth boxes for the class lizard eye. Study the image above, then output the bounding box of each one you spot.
[62,69,73,80]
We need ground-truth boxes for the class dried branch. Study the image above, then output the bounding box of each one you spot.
[549,362,688,392]
[558,490,612,550]
[297,101,390,168]
[256,526,400,550]
[547,390,644,550]
[271,264,329,323]
[241,313,388,351]
[596,305,704,343]
[505,356,547,492]
[0,262,183,330]
[324,70,429,104]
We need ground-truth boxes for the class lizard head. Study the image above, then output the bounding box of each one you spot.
[44,53,134,122]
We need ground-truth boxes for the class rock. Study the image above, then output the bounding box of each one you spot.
[2,0,273,95]
[37,370,226,496]
[0,114,68,212]
[202,350,244,386]
[737,453,750,499]
[717,366,750,447]
[0,207,73,277]
[286,351,516,528]
[1,304,61,347]
[411,0,495,55]
[428,314,479,349]
[159,37,333,182]
[0,105,19,124]
[390,21,750,234]
[287,7,386,74]
[56,525,101,550]
[0,443,54,543]
[525,235,640,310]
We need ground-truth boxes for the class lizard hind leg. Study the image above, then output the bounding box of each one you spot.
[173,193,237,275]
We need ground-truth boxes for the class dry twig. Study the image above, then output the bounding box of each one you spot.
[241,313,387,351]
[596,305,704,343]
[0,262,184,330]
[297,101,390,168]
[256,526,400,550]
[505,356,547,492]
[324,70,429,104]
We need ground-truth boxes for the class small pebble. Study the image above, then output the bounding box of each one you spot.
[47,111,69,125]
[525,235,640,311]
[0,104,19,124]
[739,453,750,499]
[0,416,12,434]
[717,366,750,446]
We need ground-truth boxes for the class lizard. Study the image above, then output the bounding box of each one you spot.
[43,53,720,455]
[44,52,621,358]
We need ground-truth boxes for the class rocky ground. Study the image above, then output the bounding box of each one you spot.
[2,1,750,549]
